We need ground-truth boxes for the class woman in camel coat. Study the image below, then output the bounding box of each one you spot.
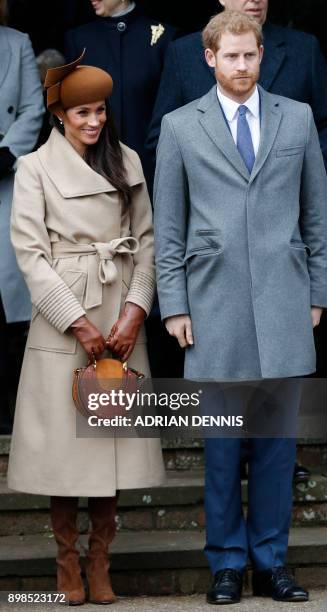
[7,54,164,605]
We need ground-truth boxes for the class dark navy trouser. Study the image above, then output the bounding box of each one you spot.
[204,380,300,573]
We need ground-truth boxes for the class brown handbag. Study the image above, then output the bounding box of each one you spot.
[72,357,144,420]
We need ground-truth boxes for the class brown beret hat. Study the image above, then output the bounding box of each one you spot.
[44,50,113,114]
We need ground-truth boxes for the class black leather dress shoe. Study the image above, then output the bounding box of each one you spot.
[293,462,310,484]
[207,568,243,605]
[252,567,309,602]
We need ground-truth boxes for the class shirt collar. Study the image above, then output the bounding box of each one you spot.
[111,1,136,17]
[216,86,260,122]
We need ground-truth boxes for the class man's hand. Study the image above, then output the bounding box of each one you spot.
[311,306,323,328]
[165,315,194,348]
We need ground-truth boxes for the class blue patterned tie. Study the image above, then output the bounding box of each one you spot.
[237,105,255,174]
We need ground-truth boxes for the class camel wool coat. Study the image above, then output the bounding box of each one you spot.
[7,127,165,496]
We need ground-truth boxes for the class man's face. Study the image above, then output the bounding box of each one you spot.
[205,31,263,102]
[89,0,127,17]
[219,0,268,25]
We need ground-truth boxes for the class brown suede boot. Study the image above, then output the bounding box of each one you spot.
[50,496,86,606]
[86,496,118,604]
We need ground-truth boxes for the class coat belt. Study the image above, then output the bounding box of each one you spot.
[51,238,139,309]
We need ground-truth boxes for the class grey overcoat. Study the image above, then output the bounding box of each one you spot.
[7,128,165,496]
[154,85,327,380]
[0,26,44,322]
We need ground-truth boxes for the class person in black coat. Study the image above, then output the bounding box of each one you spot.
[65,0,176,190]
[147,0,327,171]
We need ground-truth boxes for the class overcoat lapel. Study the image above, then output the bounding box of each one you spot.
[37,128,144,198]
[259,23,286,91]
[195,36,216,83]
[250,85,282,182]
[198,85,282,183]
[0,28,11,90]
[198,86,250,182]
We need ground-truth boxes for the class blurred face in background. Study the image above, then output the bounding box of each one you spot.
[219,0,269,25]
[89,0,131,17]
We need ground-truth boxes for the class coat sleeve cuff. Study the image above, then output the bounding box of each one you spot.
[158,300,190,321]
[34,282,86,333]
[311,289,327,309]
[125,269,155,316]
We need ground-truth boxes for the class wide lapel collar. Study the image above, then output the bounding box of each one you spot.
[250,85,282,182]
[0,27,11,90]
[37,129,143,198]
[198,86,250,182]
[259,22,286,91]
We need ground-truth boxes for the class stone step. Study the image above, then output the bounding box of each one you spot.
[1,436,327,474]
[0,527,326,595]
[1,471,327,536]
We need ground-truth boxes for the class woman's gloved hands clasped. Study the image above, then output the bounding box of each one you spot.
[70,316,106,361]
[71,303,146,363]
[106,302,146,363]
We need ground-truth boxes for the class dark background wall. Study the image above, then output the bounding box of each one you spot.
[6,0,327,56]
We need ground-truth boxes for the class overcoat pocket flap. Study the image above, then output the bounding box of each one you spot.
[185,229,222,260]
[195,229,220,236]
[61,269,87,297]
[290,240,311,255]
[184,245,223,262]
[276,146,305,157]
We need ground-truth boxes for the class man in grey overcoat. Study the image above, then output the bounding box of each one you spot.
[154,10,327,605]
[0,13,44,432]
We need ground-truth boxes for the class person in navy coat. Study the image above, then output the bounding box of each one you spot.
[65,0,176,191]
[147,0,327,171]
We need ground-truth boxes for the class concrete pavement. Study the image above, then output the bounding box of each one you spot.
[1,591,327,612]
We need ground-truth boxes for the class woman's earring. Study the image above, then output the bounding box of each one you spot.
[59,119,63,126]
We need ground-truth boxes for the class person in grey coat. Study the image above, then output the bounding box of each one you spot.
[0,1,44,432]
[0,15,44,323]
[148,0,327,483]
[154,10,327,605]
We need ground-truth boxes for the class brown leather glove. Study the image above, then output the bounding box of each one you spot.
[70,316,106,361]
[106,302,146,362]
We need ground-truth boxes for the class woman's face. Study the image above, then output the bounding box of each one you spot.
[90,0,130,17]
[60,101,107,156]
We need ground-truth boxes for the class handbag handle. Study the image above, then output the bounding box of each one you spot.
[90,351,127,372]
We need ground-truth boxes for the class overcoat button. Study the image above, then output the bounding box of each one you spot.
[7,106,14,114]
[117,21,126,32]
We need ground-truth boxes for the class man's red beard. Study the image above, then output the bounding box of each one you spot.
[217,70,259,98]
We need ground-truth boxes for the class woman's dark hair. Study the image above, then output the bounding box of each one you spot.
[53,101,132,208]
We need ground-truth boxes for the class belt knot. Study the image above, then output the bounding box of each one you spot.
[92,237,139,285]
